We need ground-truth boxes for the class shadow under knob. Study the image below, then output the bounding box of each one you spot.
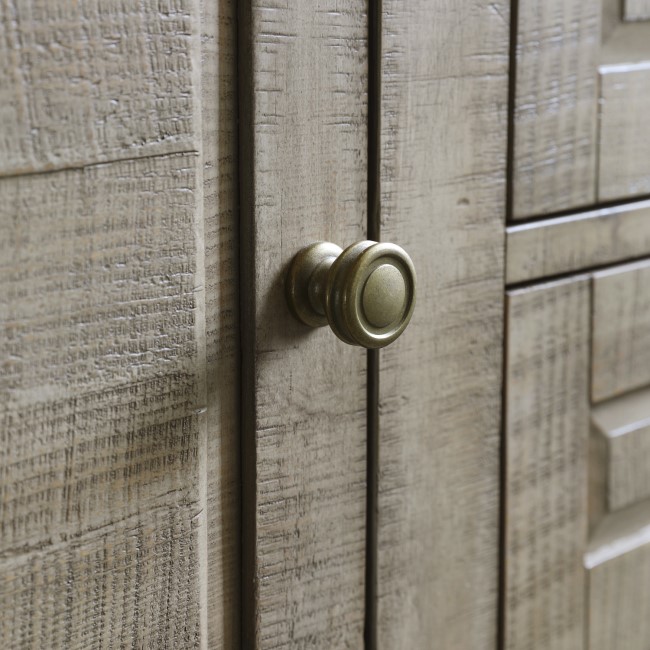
[286,240,416,349]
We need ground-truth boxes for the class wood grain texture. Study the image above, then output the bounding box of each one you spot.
[592,260,650,401]
[0,154,205,648]
[511,0,599,218]
[0,1,240,646]
[624,0,650,21]
[592,387,650,512]
[506,200,650,284]
[599,63,650,202]
[0,506,202,649]
[200,0,239,645]
[586,501,650,650]
[0,0,198,176]
[376,1,509,646]
[504,278,590,650]
[239,3,368,648]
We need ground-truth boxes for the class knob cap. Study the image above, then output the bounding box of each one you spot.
[286,240,416,349]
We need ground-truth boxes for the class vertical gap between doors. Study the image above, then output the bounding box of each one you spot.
[500,0,520,646]
[365,1,381,649]
[505,0,519,222]
[237,2,257,648]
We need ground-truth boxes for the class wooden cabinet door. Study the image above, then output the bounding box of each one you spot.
[9,1,650,649]
[504,1,650,648]
[239,1,509,648]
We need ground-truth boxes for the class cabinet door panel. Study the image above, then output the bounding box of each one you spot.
[592,387,650,513]
[376,0,509,647]
[504,278,591,650]
[592,260,650,402]
[239,4,369,648]
[599,62,650,201]
[510,0,599,218]
[505,263,650,650]
[586,502,650,650]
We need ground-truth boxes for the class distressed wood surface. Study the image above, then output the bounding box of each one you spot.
[599,63,650,202]
[592,387,650,513]
[511,0,599,218]
[624,0,650,21]
[376,1,509,646]
[239,4,368,648]
[200,0,240,645]
[0,155,206,648]
[1,506,202,648]
[586,501,650,650]
[0,2,239,648]
[592,260,650,402]
[504,278,590,650]
[0,0,198,176]
[506,200,650,284]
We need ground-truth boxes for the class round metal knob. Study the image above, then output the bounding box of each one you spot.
[286,240,416,348]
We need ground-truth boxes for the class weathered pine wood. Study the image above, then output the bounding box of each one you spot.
[598,63,650,202]
[506,200,650,284]
[0,0,198,176]
[1,506,202,648]
[624,0,650,21]
[592,387,650,512]
[200,0,240,645]
[0,2,240,647]
[586,501,650,650]
[511,0,599,218]
[504,278,590,650]
[376,0,509,646]
[0,154,205,648]
[592,260,650,402]
[239,3,368,648]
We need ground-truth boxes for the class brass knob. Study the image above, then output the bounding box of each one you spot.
[286,240,416,348]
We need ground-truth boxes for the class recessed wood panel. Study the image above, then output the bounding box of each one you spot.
[592,260,650,401]
[511,0,599,218]
[505,278,590,650]
[592,387,650,513]
[599,63,650,202]
[376,0,509,646]
[586,502,650,650]
[624,0,650,21]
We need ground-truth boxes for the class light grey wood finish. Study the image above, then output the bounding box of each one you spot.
[592,387,650,513]
[599,62,650,202]
[201,0,240,645]
[506,200,650,284]
[592,260,650,402]
[504,278,591,650]
[624,0,650,21]
[0,0,198,176]
[0,2,239,648]
[601,22,650,65]
[1,507,201,648]
[586,501,650,650]
[511,0,599,218]
[0,155,207,648]
[239,4,368,648]
[377,0,509,646]
[603,0,622,41]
